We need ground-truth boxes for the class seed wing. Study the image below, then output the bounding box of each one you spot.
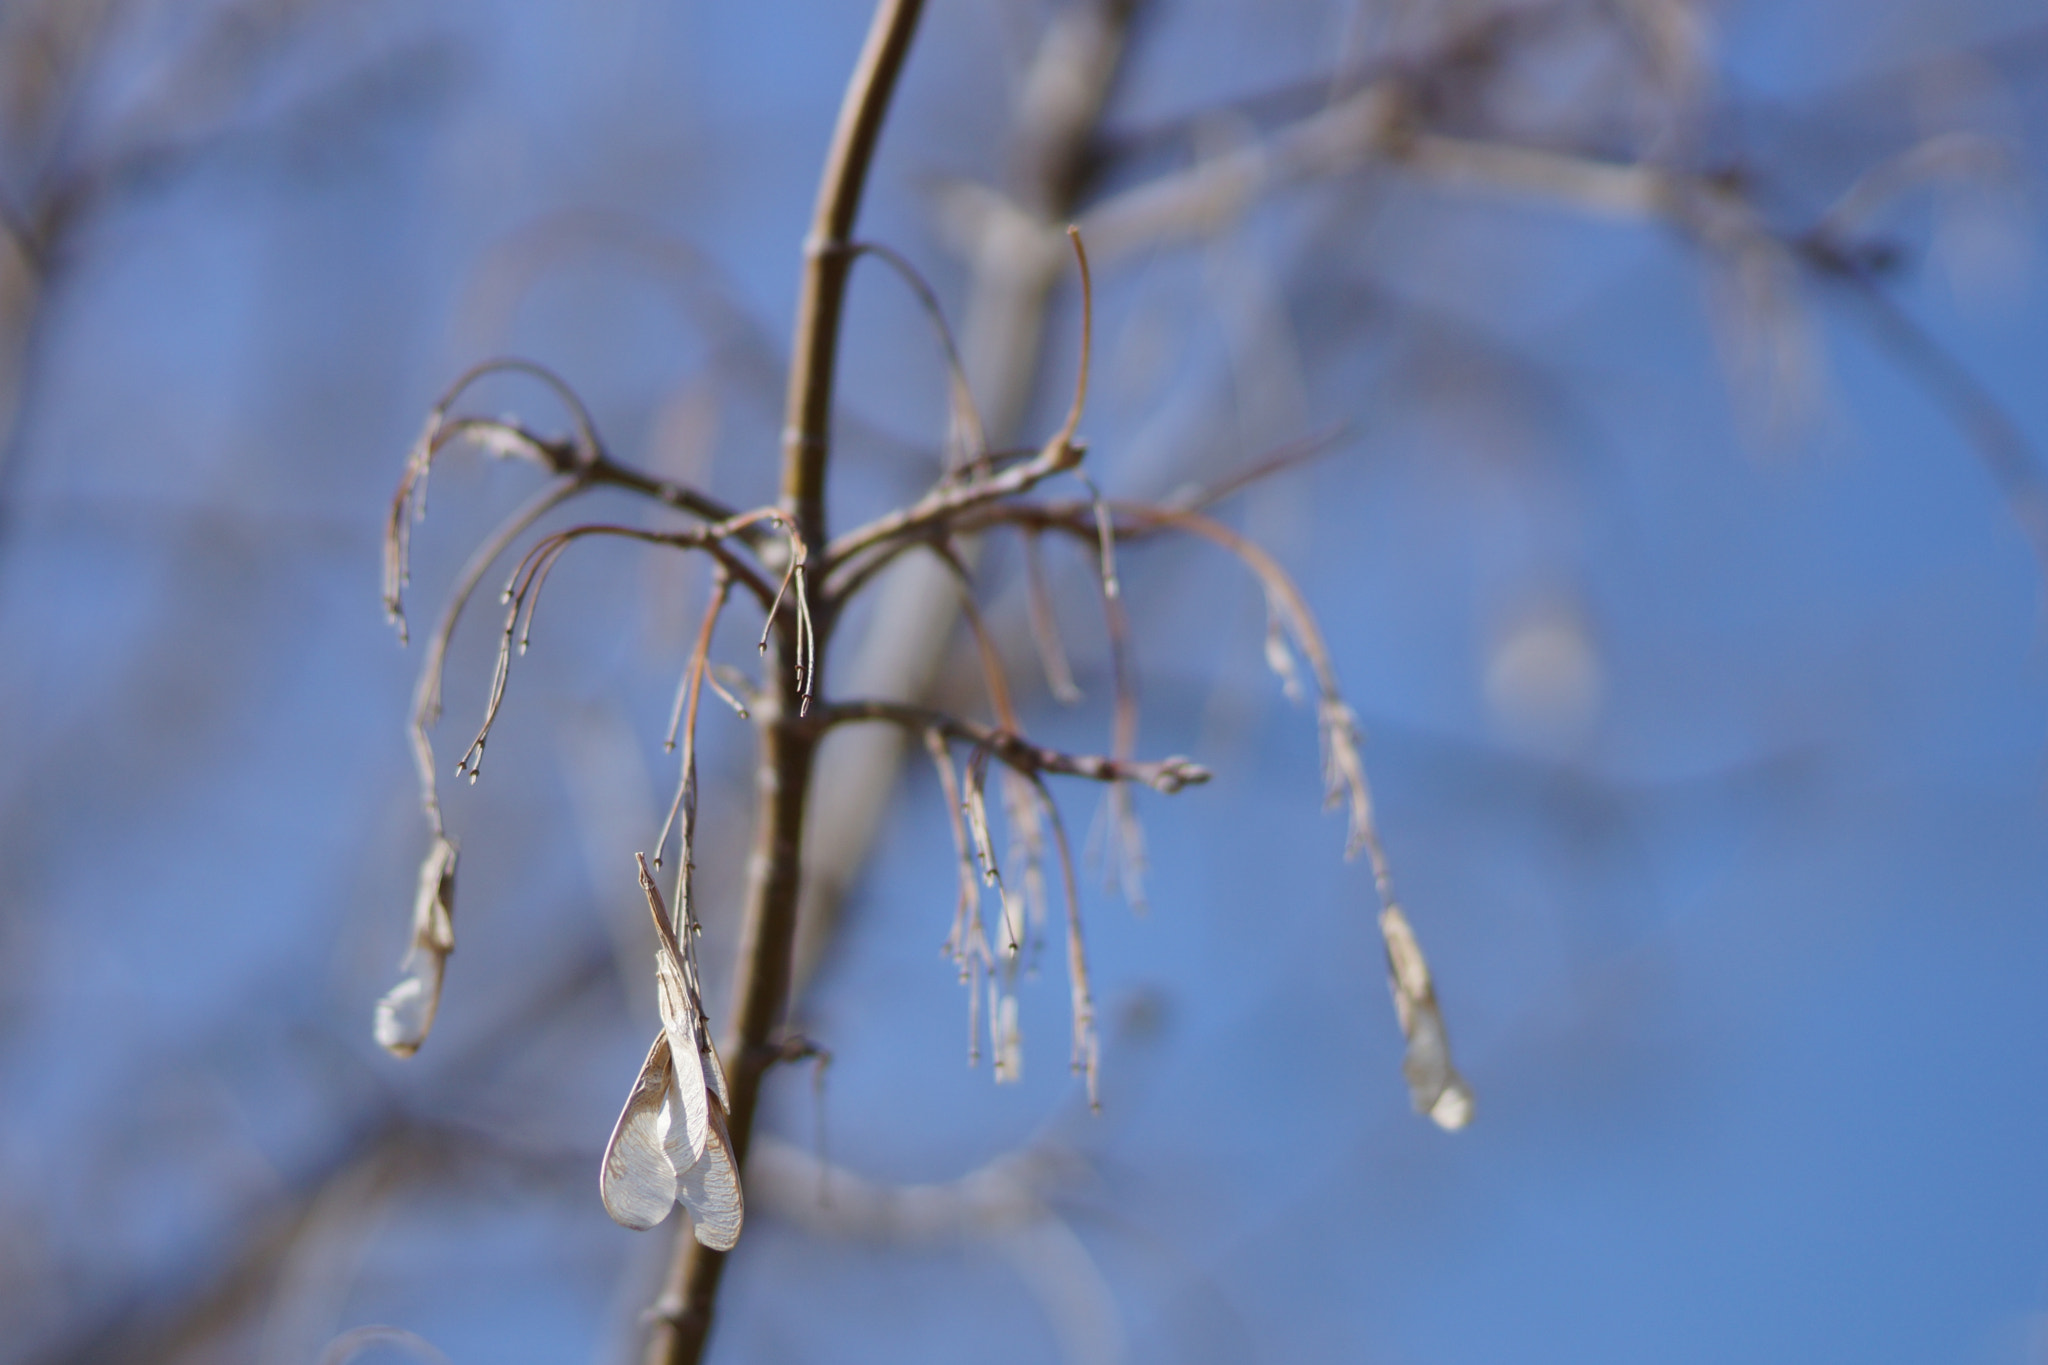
[601,1031,680,1230]
[654,944,711,1168]
[373,836,458,1057]
[641,856,711,1169]
[702,1032,731,1116]
[1380,905,1474,1131]
[674,1096,743,1251]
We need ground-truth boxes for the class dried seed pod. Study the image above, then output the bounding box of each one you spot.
[601,1033,680,1231]
[1379,905,1474,1131]
[640,854,719,1173]
[600,855,744,1247]
[373,836,458,1057]
[675,1097,743,1251]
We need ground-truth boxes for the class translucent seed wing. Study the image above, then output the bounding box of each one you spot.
[654,945,710,1168]
[1398,987,1475,1130]
[373,837,458,1057]
[1380,905,1474,1131]
[640,856,711,1168]
[601,1031,680,1230]
[675,1097,743,1251]
[702,1033,731,1116]
[372,962,442,1058]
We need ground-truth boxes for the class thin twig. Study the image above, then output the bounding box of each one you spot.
[1022,773,1099,1108]
[453,515,781,783]
[407,477,581,836]
[1020,530,1083,703]
[656,572,735,869]
[818,227,1094,581]
[813,700,1210,795]
[1077,471,1145,907]
[848,240,989,469]
[969,498,1394,892]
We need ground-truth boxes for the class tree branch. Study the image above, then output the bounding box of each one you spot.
[792,0,1142,1009]
[780,0,929,552]
[639,2,926,1361]
[811,699,1210,794]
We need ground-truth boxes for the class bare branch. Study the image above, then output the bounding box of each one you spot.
[645,2,929,1359]
[779,0,930,550]
[813,700,1209,795]
[407,477,581,838]
[382,358,743,640]
[790,0,1142,1003]
[452,515,782,784]
[819,227,1095,580]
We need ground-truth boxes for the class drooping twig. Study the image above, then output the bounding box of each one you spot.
[382,358,745,642]
[1020,530,1083,704]
[1022,773,1099,1108]
[407,478,581,837]
[655,571,735,871]
[958,745,1025,1076]
[818,226,1094,584]
[384,358,602,641]
[452,515,781,783]
[1076,470,1146,908]
[924,728,992,1042]
[848,240,989,469]
[969,499,1389,886]
[963,496,1475,1125]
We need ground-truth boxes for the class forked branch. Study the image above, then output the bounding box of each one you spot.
[818,226,1094,582]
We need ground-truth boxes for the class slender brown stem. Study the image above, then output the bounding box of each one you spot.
[781,0,928,552]
[812,699,1210,794]
[639,2,925,1360]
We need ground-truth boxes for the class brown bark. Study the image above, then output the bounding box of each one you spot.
[638,2,925,1361]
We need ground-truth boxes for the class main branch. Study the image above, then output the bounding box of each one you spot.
[781,0,927,552]
[639,2,925,1361]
